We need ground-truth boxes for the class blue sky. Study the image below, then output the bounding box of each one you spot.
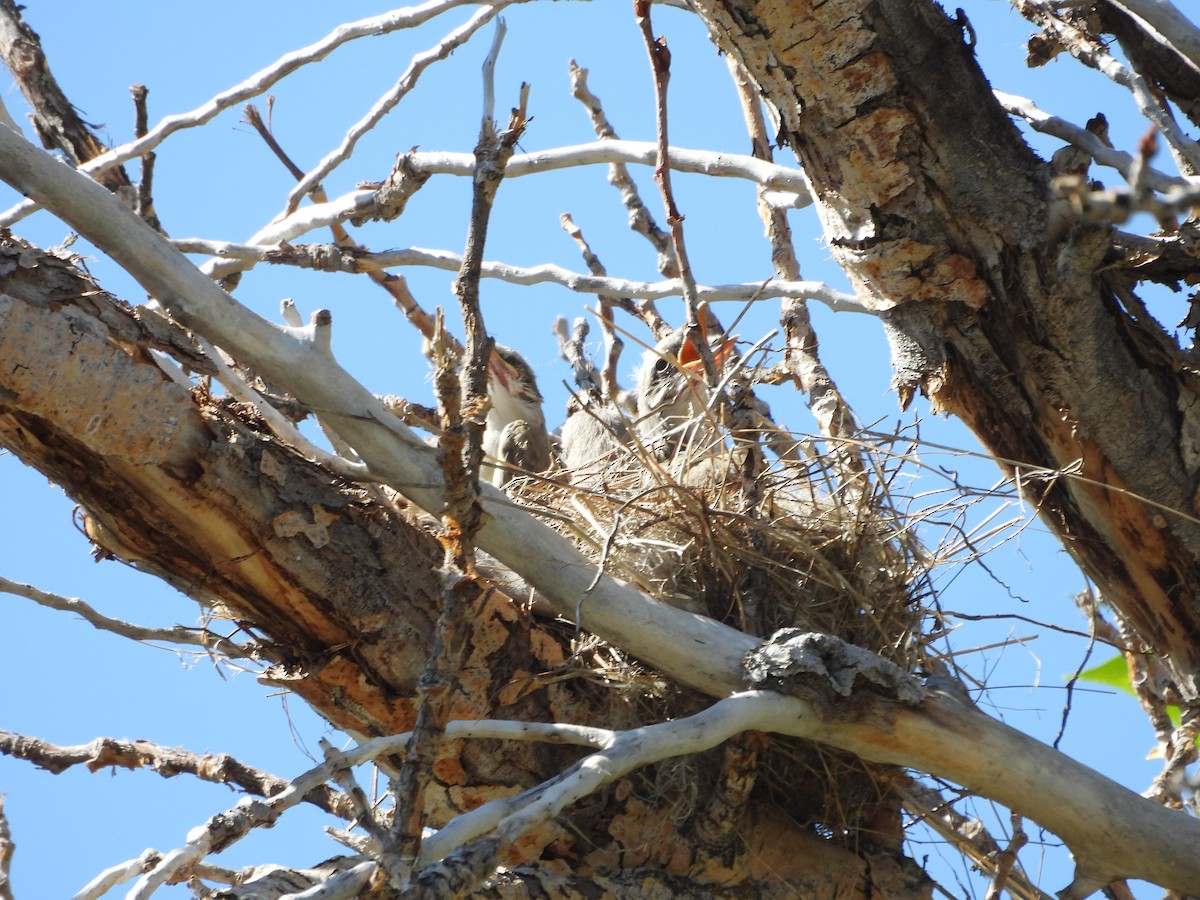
[0,1,1183,896]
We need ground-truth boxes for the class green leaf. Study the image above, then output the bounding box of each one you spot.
[1077,655,1134,695]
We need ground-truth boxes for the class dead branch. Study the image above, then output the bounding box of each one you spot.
[320,738,391,855]
[0,0,133,199]
[725,53,866,480]
[1106,0,1200,77]
[391,50,531,870]
[0,575,262,662]
[634,0,714,379]
[1014,0,1200,174]
[995,91,1185,193]
[985,813,1030,900]
[0,0,536,227]
[172,239,866,311]
[568,59,678,279]
[192,139,812,283]
[899,780,1051,900]
[0,731,352,818]
[128,84,163,233]
[281,5,503,217]
[243,106,442,352]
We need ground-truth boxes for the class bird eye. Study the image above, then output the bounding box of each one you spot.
[653,357,670,374]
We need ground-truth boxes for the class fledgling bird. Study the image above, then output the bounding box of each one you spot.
[559,396,632,475]
[483,345,552,488]
[635,325,737,476]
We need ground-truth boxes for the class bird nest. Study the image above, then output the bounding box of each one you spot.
[506,429,934,845]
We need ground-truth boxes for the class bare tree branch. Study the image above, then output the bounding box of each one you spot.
[568,59,678,278]
[74,849,164,900]
[1106,0,1200,77]
[0,0,133,199]
[0,0,543,227]
[172,239,866,311]
[996,90,1187,193]
[280,5,504,217]
[192,140,812,283]
[1014,0,1200,174]
[0,731,353,818]
[0,575,261,662]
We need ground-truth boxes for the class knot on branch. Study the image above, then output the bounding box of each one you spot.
[265,242,358,272]
[353,148,430,226]
[744,630,925,705]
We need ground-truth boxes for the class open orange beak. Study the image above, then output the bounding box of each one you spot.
[677,334,738,375]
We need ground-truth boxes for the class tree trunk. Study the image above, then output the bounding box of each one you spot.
[691,0,1200,700]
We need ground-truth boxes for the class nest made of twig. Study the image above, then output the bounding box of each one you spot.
[500,419,938,844]
[513,432,925,664]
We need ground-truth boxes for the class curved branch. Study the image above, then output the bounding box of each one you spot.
[193,141,811,281]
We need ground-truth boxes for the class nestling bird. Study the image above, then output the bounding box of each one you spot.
[483,345,552,488]
[635,323,737,475]
[559,396,632,475]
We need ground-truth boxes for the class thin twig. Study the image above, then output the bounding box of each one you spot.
[0,575,262,662]
[634,0,714,376]
[319,738,392,852]
[129,84,164,233]
[1054,587,1101,749]
[193,138,811,283]
[568,59,677,279]
[281,6,503,217]
[243,104,443,345]
[560,212,641,397]
[726,53,866,480]
[900,780,1052,900]
[390,59,531,872]
[0,0,529,227]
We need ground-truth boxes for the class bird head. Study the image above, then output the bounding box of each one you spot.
[487,345,546,431]
[636,323,737,422]
[483,344,551,487]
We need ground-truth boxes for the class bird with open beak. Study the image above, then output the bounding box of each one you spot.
[635,317,737,479]
[482,345,552,488]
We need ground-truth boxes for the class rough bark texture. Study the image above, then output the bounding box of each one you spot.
[0,235,927,897]
[691,0,1200,702]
